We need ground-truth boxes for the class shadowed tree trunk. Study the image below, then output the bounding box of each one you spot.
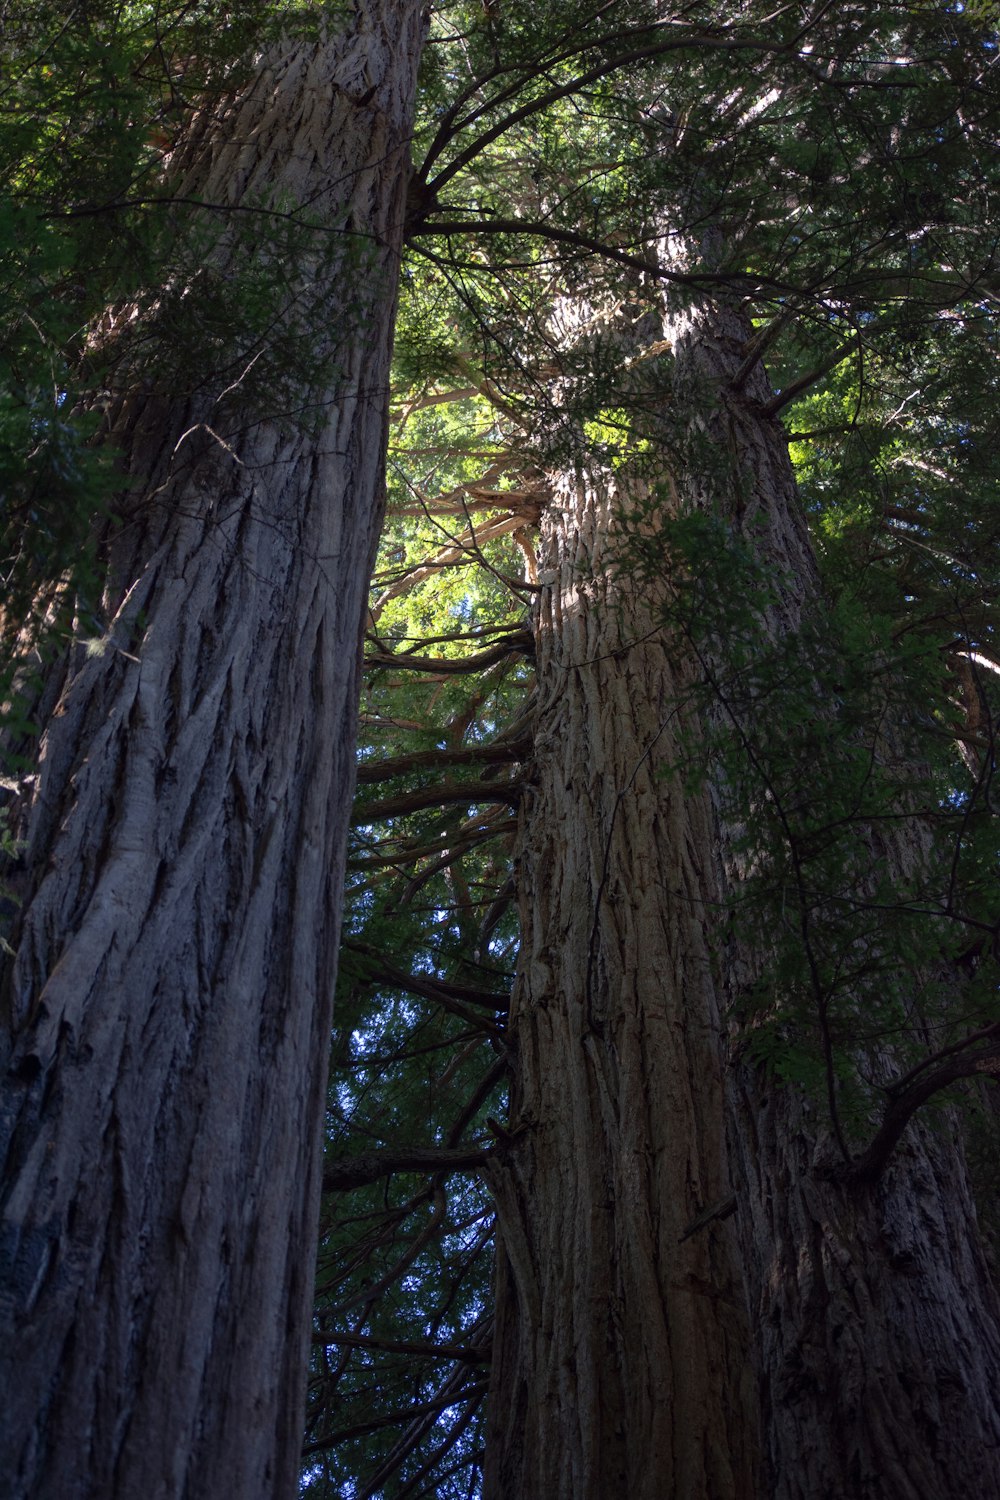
[483,300,759,1499]
[678,291,1000,1500]
[0,8,425,1497]
[485,276,1000,1495]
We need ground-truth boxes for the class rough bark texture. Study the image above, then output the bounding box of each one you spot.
[729,1078,1000,1499]
[0,9,425,1498]
[487,282,1000,1496]
[679,296,1000,1500]
[484,381,757,1494]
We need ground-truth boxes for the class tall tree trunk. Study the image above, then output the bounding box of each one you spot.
[0,9,425,1498]
[486,283,1000,1495]
[679,295,1000,1500]
[483,379,758,1495]
[728,1072,1000,1498]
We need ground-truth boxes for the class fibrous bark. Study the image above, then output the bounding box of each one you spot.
[676,292,1000,1500]
[0,8,425,1497]
[486,275,1000,1496]
[484,304,757,1499]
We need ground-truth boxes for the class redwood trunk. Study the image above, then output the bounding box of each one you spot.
[487,287,1000,1495]
[0,10,424,1498]
[484,464,756,1497]
[729,1073,1000,1498]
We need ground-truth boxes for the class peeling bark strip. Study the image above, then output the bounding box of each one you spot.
[0,10,425,1499]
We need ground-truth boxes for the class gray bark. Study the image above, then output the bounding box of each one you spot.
[676,293,1000,1500]
[0,9,425,1498]
[729,1074,1000,1499]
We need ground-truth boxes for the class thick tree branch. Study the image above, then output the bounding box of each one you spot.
[346,946,509,1013]
[847,1026,1000,1186]
[323,1146,490,1193]
[353,779,521,824]
[365,631,533,676]
[758,333,858,417]
[355,736,532,785]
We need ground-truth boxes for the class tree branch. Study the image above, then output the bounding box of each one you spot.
[302,1378,489,1454]
[355,736,532,785]
[346,947,509,1013]
[365,631,533,676]
[312,1328,490,1363]
[353,779,521,824]
[411,216,784,294]
[848,1027,1000,1186]
[323,1146,490,1193]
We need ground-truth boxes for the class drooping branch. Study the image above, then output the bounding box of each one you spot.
[312,1328,491,1364]
[410,215,789,295]
[370,512,540,620]
[356,1382,486,1500]
[301,1377,490,1454]
[847,1025,1000,1186]
[348,812,515,872]
[345,946,509,1014]
[365,630,533,676]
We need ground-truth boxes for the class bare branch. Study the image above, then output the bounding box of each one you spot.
[365,631,533,677]
[848,1027,1000,1186]
[355,736,532,786]
[312,1328,490,1364]
[353,778,521,825]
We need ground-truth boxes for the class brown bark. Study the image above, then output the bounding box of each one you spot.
[0,9,425,1498]
[486,281,1000,1495]
[484,444,757,1496]
[728,1075,1000,1499]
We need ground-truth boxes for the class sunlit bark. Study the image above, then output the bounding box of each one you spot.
[484,303,758,1499]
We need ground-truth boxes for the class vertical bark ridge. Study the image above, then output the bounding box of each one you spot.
[729,1075,1000,1499]
[487,273,1000,1495]
[0,9,426,1498]
[677,295,1000,1498]
[486,454,756,1499]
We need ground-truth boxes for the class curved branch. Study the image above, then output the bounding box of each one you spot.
[312,1328,490,1363]
[347,947,509,1013]
[365,631,533,676]
[355,736,532,785]
[302,1377,489,1455]
[421,29,774,200]
[409,216,796,296]
[848,1027,1000,1186]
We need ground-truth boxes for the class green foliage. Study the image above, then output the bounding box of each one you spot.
[306,358,531,1497]
[615,485,999,1144]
